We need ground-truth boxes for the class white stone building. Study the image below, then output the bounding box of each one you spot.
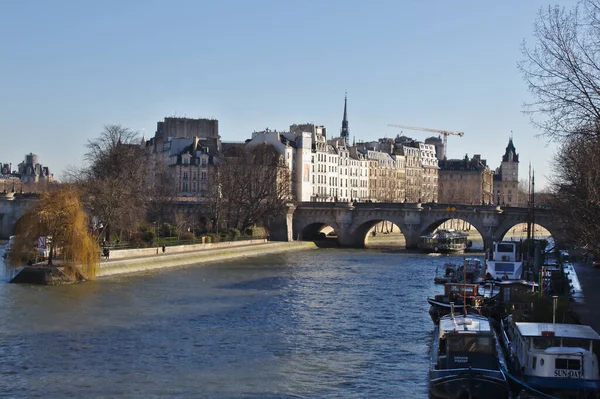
[419,142,439,203]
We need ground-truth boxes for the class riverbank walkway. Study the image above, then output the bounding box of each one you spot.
[571,262,600,334]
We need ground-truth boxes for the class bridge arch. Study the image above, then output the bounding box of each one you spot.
[419,217,486,251]
[494,220,554,242]
[299,222,340,243]
[351,218,409,248]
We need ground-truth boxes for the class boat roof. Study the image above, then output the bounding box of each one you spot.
[439,314,492,334]
[544,346,590,354]
[515,322,600,340]
[497,280,538,287]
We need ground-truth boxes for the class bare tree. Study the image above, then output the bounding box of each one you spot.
[147,156,178,226]
[522,1,600,254]
[81,125,149,242]
[208,144,292,232]
[520,1,600,141]
[549,135,600,253]
[517,179,530,207]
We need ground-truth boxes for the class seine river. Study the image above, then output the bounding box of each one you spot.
[0,244,482,399]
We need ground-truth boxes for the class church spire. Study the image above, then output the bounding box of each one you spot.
[341,92,349,145]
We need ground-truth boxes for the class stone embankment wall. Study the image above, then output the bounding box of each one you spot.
[106,239,269,260]
[98,240,316,278]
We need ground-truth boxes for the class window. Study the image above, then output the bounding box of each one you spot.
[555,358,581,370]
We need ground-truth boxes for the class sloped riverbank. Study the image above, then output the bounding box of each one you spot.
[97,240,317,278]
[7,240,317,284]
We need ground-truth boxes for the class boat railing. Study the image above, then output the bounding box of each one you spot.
[434,366,504,376]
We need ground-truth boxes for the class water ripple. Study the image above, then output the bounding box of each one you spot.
[0,247,470,398]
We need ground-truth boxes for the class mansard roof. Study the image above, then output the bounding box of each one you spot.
[279,134,297,148]
[439,155,488,172]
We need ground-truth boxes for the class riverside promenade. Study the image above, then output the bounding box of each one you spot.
[571,261,600,334]
[97,239,316,278]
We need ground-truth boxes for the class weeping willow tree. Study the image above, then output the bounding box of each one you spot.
[8,185,99,279]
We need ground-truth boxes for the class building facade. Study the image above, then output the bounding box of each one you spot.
[419,142,439,203]
[145,117,221,198]
[493,138,520,207]
[438,154,494,204]
[16,153,54,184]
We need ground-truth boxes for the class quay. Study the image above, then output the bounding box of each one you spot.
[97,239,316,278]
[570,261,600,334]
[6,239,317,284]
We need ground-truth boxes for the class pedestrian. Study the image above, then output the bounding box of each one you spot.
[162,245,166,253]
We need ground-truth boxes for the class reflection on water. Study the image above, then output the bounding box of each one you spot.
[0,244,475,398]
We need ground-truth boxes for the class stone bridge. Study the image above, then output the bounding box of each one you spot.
[0,193,39,239]
[276,202,557,250]
[0,196,557,250]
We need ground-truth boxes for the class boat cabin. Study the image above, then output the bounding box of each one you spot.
[503,319,600,390]
[420,229,469,253]
[436,314,500,371]
[444,283,480,301]
[485,241,524,280]
[497,280,537,304]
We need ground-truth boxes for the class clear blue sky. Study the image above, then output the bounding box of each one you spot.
[0,0,575,188]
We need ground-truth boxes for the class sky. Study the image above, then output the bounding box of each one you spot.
[0,0,577,188]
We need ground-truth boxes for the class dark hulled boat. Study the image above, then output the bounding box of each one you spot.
[428,283,485,324]
[429,312,509,399]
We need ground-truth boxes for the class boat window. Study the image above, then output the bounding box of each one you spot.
[532,337,561,349]
[497,243,514,252]
[532,356,537,369]
[555,358,581,370]
[448,336,493,354]
[561,337,590,350]
[495,263,515,272]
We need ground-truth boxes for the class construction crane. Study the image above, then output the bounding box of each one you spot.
[387,124,464,159]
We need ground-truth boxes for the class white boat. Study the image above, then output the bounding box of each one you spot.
[485,241,524,280]
[501,316,600,395]
[434,262,460,284]
[420,229,471,253]
[430,312,509,399]
[435,258,484,284]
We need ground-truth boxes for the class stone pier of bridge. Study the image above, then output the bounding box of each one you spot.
[0,193,38,239]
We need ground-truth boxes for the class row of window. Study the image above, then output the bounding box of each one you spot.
[181,171,207,180]
[180,182,208,193]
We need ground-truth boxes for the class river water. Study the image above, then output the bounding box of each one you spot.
[0,245,482,399]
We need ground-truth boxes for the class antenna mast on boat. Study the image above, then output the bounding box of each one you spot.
[531,170,535,240]
[463,257,467,317]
